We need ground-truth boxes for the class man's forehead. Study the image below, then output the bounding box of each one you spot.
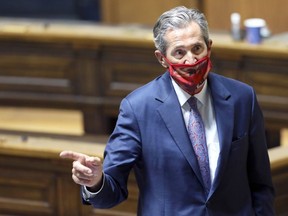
[165,22,202,38]
[165,27,205,48]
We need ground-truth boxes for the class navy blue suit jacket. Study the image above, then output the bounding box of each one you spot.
[84,72,274,216]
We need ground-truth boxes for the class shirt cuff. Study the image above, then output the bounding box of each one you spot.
[82,173,105,200]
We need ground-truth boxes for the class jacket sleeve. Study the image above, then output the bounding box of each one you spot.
[82,98,141,209]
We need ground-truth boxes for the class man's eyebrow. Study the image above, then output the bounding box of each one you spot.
[172,42,203,50]
[192,41,205,46]
[172,45,185,50]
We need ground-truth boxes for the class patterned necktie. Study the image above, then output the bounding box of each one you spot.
[187,97,211,194]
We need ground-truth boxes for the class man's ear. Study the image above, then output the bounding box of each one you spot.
[207,39,213,56]
[154,50,168,68]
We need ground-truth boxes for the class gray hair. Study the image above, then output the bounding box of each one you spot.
[153,6,210,55]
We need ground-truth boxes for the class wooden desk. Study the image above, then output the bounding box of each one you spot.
[268,146,288,215]
[0,19,287,147]
[0,134,138,216]
[0,134,287,215]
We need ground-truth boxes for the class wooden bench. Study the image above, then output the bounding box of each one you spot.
[269,146,288,215]
[0,134,138,216]
[0,133,288,215]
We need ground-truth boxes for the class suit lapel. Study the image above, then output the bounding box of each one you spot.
[208,73,234,196]
[156,73,204,186]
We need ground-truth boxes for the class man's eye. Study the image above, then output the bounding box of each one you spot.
[174,50,184,57]
[193,46,203,54]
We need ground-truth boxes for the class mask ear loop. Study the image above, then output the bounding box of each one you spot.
[158,53,170,68]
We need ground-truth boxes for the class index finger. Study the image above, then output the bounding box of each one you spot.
[59,150,87,161]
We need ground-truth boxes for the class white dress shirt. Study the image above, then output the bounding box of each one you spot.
[171,78,220,183]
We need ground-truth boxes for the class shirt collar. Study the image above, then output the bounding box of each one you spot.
[171,77,208,108]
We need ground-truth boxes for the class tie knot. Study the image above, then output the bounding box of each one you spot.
[187,97,198,109]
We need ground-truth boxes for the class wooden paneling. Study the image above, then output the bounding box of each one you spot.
[0,41,75,94]
[0,156,59,215]
[101,0,287,34]
[0,134,138,216]
[269,146,288,215]
[101,45,162,97]
[0,21,287,147]
[204,0,288,34]
[101,0,199,26]
[0,135,288,215]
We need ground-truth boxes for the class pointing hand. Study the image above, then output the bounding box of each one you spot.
[60,150,103,190]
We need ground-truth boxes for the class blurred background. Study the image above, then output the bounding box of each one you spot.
[0,0,287,33]
[0,1,287,215]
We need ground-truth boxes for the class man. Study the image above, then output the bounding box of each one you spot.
[60,6,275,215]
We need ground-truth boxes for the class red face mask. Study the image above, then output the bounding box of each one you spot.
[164,55,212,95]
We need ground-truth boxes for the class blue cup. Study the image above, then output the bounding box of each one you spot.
[244,18,266,44]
